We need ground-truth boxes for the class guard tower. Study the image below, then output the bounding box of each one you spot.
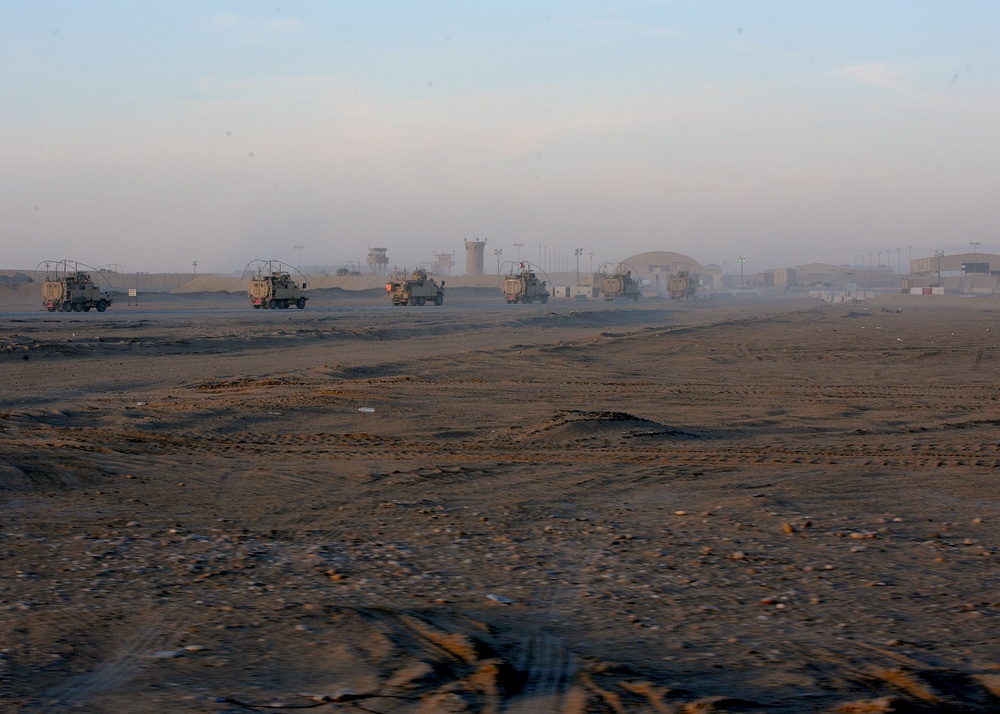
[434,252,455,276]
[464,239,487,276]
[367,247,388,276]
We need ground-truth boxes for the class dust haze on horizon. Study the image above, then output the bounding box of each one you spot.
[3,2,998,276]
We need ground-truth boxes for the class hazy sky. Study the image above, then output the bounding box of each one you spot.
[4,2,999,274]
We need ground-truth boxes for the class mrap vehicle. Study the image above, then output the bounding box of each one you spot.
[245,260,308,309]
[600,263,641,302]
[386,269,444,306]
[667,270,698,300]
[38,260,114,313]
[502,263,549,304]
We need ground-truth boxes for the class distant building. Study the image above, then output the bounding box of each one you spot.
[367,248,389,276]
[763,267,796,289]
[464,239,487,276]
[433,252,455,276]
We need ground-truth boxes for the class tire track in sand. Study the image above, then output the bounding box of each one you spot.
[24,607,183,713]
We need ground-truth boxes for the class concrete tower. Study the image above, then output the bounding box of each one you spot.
[464,239,487,276]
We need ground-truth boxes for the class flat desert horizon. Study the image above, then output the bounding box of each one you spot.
[2,288,1000,712]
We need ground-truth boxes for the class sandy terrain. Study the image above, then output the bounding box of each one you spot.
[2,292,1000,712]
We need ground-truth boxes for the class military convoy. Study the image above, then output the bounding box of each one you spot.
[600,263,642,302]
[502,263,549,304]
[245,260,308,309]
[386,269,445,306]
[39,261,114,312]
[667,270,698,300]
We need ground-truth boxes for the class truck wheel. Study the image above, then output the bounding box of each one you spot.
[540,294,549,304]
[415,296,425,306]
[280,300,288,309]
[434,294,443,306]
[253,304,261,309]
[47,305,57,312]
[72,302,83,312]
[296,297,306,309]
[523,296,531,304]
[96,300,108,312]
[83,305,91,312]
[267,299,277,309]
[62,302,73,312]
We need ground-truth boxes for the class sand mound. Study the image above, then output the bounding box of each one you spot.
[520,410,699,443]
[0,271,33,286]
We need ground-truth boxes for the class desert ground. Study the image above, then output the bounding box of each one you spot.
[2,286,1000,713]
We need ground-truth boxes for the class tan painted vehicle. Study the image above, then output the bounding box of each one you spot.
[667,270,698,300]
[386,269,444,306]
[38,261,114,313]
[245,260,308,309]
[502,263,549,304]
[600,263,641,302]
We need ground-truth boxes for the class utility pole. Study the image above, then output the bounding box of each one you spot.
[574,248,582,284]
[934,250,944,286]
[494,248,502,274]
[738,256,746,286]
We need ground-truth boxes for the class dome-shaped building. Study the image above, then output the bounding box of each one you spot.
[619,251,707,297]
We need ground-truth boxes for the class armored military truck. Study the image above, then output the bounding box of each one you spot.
[387,269,444,306]
[245,260,308,309]
[600,264,641,302]
[39,261,113,313]
[667,270,698,300]
[502,264,549,304]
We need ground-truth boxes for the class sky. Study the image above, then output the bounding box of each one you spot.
[3,1,999,275]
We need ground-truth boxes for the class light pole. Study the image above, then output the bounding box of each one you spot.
[934,250,944,286]
[494,248,502,274]
[970,241,981,291]
[514,242,524,262]
[574,248,582,284]
[294,245,305,271]
[589,251,593,273]
[192,261,198,275]
[738,256,746,286]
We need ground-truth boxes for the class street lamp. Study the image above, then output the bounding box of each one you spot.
[494,248,502,274]
[574,248,582,283]
[589,251,593,273]
[513,242,524,262]
[738,256,746,286]
[970,241,981,291]
[192,261,198,275]
[934,250,944,286]
[294,245,305,271]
